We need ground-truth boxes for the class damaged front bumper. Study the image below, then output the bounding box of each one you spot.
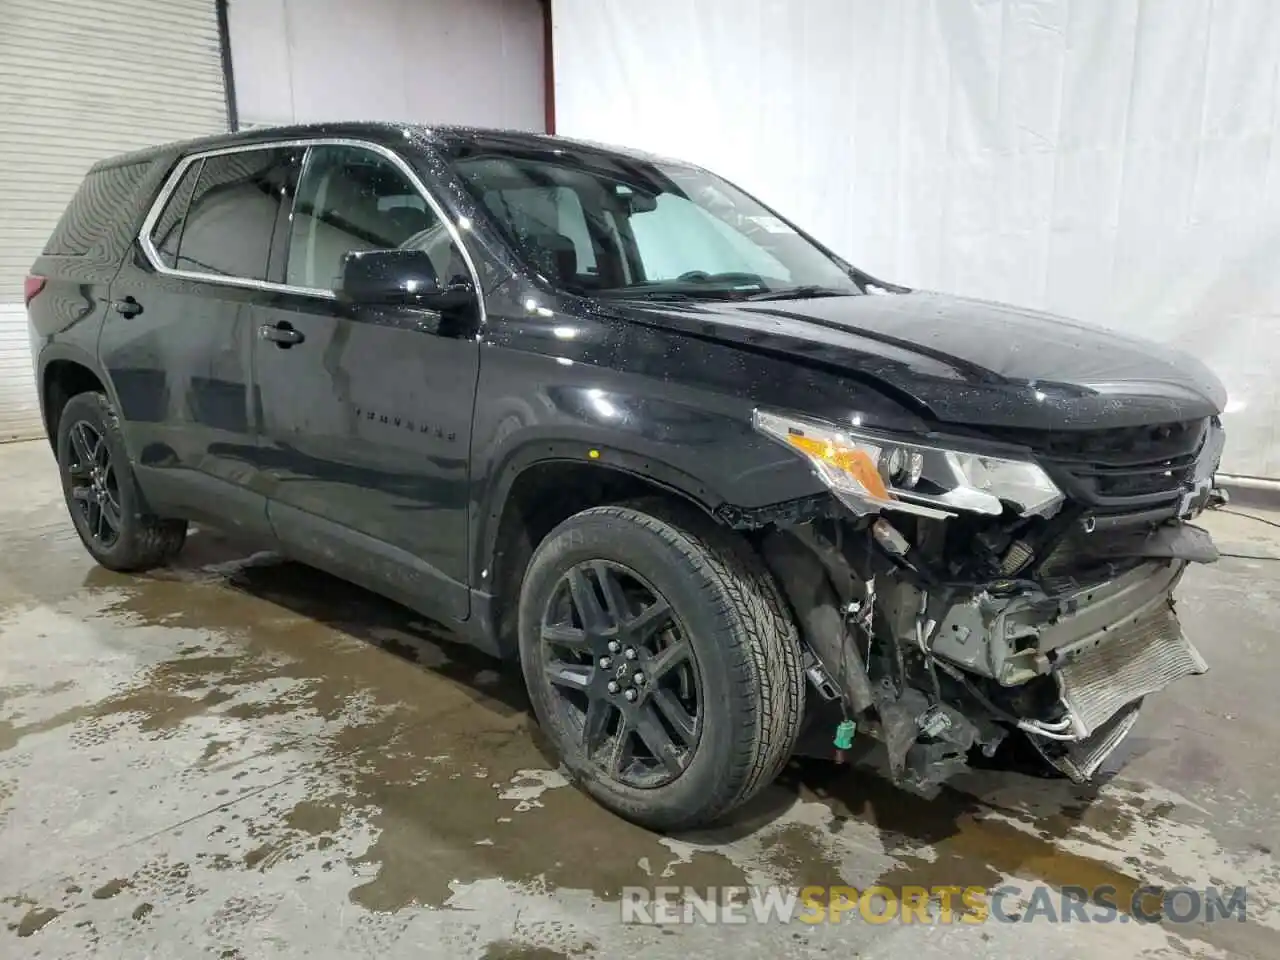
[925,557,1209,781]
[754,411,1227,792]
[912,534,1208,688]
[764,516,1218,792]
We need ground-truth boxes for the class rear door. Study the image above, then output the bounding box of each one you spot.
[252,142,481,623]
[102,145,303,539]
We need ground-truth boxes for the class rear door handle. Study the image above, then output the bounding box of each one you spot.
[259,321,305,348]
[112,296,143,318]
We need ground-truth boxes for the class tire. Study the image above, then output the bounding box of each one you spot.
[56,391,187,572]
[517,500,805,831]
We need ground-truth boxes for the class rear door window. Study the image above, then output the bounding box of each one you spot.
[171,148,300,281]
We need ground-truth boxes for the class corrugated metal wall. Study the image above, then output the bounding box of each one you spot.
[0,0,227,441]
[552,0,1280,478]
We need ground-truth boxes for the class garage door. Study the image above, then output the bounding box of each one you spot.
[0,0,228,442]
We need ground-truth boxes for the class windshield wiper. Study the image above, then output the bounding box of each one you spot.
[742,285,857,301]
[602,289,738,302]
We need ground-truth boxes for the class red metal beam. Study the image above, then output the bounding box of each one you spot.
[540,0,555,134]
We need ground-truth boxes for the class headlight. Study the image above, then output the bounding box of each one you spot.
[753,409,1064,520]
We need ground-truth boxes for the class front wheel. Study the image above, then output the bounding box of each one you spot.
[517,501,804,831]
[56,391,187,572]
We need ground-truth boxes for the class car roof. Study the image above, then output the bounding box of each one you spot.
[90,121,692,173]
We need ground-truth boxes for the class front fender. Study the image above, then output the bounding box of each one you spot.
[469,367,827,587]
[468,285,928,590]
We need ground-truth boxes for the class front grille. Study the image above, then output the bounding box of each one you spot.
[1037,530,1140,585]
[1035,507,1178,582]
[1021,419,1208,461]
[990,418,1211,509]
[1054,604,1207,737]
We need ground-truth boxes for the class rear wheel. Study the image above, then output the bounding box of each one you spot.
[518,501,804,831]
[56,391,187,572]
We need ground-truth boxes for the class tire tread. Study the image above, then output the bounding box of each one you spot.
[550,500,805,827]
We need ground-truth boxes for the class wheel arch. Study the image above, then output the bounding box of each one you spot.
[39,345,116,451]
[477,449,723,661]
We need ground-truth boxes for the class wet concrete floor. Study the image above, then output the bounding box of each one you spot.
[0,438,1278,958]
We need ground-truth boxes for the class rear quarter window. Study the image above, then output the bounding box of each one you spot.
[149,160,203,269]
[43,161,151,257]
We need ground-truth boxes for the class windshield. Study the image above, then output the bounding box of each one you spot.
[447,147,862,300]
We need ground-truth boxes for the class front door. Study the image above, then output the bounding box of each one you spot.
[253,143,481,624]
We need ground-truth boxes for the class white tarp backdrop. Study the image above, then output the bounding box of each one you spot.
[551,0,1280,478]
[228,0,545,131]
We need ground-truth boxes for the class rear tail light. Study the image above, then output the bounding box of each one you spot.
[23,275,46,306]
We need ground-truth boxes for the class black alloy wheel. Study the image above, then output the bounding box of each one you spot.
[65,420,123,548]
[517,501,806,831]
[55,390,188,572]
[540,560,702,788]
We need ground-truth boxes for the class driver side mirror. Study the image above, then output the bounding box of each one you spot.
[335,249,474,310]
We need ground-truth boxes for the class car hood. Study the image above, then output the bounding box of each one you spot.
[609,290,1227,431]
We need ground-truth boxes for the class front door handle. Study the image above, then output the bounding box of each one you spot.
[259,321,305,348]
[112,296,143,318]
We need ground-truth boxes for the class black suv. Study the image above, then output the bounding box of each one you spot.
[28,123,1227,830]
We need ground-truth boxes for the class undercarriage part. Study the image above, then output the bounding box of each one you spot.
[999,538,1034,575]
[1028,700,1144,781]
[761,525,934,781]
[802,649,841,701]
[760,528,878,716]
[903,703,980,793]
[878,683,928,779]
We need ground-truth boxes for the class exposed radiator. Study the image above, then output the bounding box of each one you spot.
[1055,604,1208,738]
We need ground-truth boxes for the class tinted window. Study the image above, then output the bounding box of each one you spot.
[460,156,615,286]
[451,151,859,298]
[287,145,465,290]
[175,148,299,280]
[476,182,598,277]
[149,160,202,269]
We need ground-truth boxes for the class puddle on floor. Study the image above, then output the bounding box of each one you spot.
[0,529,1276,957]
